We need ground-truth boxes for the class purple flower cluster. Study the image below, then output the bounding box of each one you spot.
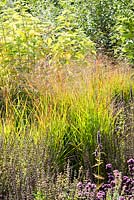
[127,158,134,175]
[105,163,114,184]
[77,181,97,199]
[96,191,105,199]
[120,158,134,198]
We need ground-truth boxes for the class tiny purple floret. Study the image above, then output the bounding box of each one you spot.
[127,158,134,165]
[77,182,83,189]
[106,163,112,170]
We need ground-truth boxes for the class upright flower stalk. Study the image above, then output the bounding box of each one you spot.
[93,131,104,187]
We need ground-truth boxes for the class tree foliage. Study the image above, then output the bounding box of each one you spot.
[0,0,134,64]
[112,0,134,63]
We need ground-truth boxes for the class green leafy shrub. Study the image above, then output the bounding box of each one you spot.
[44,7,95,65]
[0,0,95,74]
[5,0,134,60]
[0,6,45,71]
[65,0,117,51]
[112,1,134,63]
[85,0,116,50]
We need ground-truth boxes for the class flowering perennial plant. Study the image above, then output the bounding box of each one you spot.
[77,158,134,200]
